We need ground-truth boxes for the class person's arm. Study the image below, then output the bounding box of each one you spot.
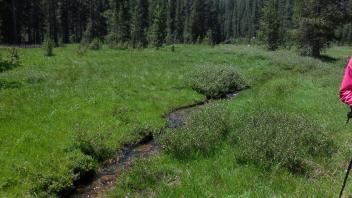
[340,58,352,123]
[340,58,352,106]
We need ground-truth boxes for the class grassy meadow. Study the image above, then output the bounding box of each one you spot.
[1,44,352,197]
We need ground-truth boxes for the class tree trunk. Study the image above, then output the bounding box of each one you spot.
[11,0,18,44]
[312,43,321,57]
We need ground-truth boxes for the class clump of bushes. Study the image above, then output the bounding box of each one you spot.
[187,64,246,99]
[234,108,335,174]
[32,170,73,197]
[66,150,96,179]
[9,48,20,65]
[73,125,113,161]
[105,33,133,49]
[75,40,89,56]
[0,48,20,72]
[25,70,49,84]
[76,44,88,57]
[0,60,16,73]
[114,158,176,195]
[0,178,18,191]
[0,79,23,89]
[42,38,54,56]
[105,33,119,49]
[89,38,102,50]
[157,104,231,158]
[31,150,95,197]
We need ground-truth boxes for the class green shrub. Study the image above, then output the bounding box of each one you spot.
[0,59,17,72]
[203,29,215,46]
[31,151,95,197]
[57,38,65,47]
[25,70,49,84]
[0,79,23,89]
[32,171,73,197]
[234,108,335,174]
[116,42,130,50]
[0,49,20,72]
[113,157,177,196]
[42,38,54,56]
[89,38,102,50]
[157,104,231,158]
[105,33,119,49]
[118,124,159,146]
[9,48,20,65]
[73,125,113,161]
[104,34,130,49]
[75,44,88,57]
[0,178,18,191]
[188,64,246,99]
[67,150,96,180]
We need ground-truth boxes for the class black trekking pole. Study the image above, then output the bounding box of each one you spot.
[339,107,352,198]
[339,159,352,198]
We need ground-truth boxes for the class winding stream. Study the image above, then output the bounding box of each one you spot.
[70,91,240,198]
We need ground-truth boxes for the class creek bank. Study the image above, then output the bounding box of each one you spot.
[68,91,241,198]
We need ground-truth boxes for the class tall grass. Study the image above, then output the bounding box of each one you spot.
[233,107,335,174]
[0,44,351,197]
[157,104,231,158]
[109,45,350,198]
[187,64,246,99]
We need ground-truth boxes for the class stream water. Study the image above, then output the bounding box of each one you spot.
[69,91,240,198]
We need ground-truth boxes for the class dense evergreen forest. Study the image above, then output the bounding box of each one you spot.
[0,0,351,56]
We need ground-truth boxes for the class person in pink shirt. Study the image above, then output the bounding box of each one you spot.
[340,57,352,122]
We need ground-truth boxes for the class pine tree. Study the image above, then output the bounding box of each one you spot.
[174,0,185,43]
[58,0,70,43]
[0,18,2,43]
[86,0,107,41]
[224,0,234,41]
[189,0,203,42]
[258,0,280,50]
[166,0,176,44]
[207,0,221,44]
[47,0,59,44]
[11,0,19,44]
[1,0,352,48]
[70,0,91,42]
[117,0,131,43]
[347,24,352,45]
[131,0,149,48]
[82,18,94,43]
[0,0,2,43]
[204,29,214,46]
[0,0,3,44]
[279,0,294,46]
[294,0,346,57]
[148,1,167,48]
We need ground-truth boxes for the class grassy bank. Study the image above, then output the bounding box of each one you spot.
[0,45,206,196]
[1,44,352,197]
[108,45,352,197]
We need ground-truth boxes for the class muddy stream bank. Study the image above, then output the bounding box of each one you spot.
[69,91,240,198]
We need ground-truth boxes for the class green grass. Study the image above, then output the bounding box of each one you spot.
[1,44,352,197]
[0,45,205,196]
[109,45,352,197]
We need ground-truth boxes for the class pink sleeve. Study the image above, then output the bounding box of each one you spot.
[340,58,352,106]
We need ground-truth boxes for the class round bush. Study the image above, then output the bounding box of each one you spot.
[89,38,102,50]
[235,108,335,174]
[188,64,246,99]
[157,104,231,158]
[42,38,54,56]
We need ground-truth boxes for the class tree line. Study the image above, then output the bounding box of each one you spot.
[0,0,351,56]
